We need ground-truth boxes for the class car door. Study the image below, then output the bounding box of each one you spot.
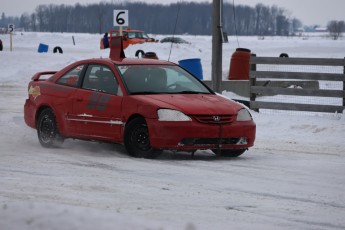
[54,64,86,135]
[70,64,123,141]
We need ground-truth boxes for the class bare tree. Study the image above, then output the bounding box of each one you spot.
[327,20,345,40]
[1,12,5,24]
[1,2,297,35]
[254,4,265,35]
[291,18,302,34]
[35,5,48,31]
[95,3,107,34]
[19,13,31,31]
[30,13,37,31]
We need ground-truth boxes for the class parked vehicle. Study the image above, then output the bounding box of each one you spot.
[100,28,157,49]
[160,37,190,44]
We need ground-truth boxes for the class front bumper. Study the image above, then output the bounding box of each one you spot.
[147,119,256,151]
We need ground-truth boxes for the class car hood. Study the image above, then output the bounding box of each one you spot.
[136,94,243,115]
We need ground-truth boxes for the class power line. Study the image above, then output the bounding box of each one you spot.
[232,0,240,47]
[168,1,181,61]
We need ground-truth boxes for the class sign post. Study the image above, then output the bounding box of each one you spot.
[8,24,14,52]
[113,10,128,36]
[211,0,222,93]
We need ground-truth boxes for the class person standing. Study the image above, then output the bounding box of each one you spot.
[102,33,109,49]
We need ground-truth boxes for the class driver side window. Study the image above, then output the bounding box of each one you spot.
[82,65,119,95]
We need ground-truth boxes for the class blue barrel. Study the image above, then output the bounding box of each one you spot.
[38,43,49,53]
[178,58,203,80]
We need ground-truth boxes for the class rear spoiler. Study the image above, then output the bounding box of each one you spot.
[31,71,57,81]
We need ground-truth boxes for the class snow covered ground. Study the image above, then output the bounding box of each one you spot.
[0,32,345,230]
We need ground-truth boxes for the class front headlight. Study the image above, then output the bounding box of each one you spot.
[157,109,191,121]
[236,108,252,121]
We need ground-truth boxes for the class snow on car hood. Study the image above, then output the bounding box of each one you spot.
[138,94,243,115]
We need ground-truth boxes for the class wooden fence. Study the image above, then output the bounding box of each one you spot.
[250,56,345,113]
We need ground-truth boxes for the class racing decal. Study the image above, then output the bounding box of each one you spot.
[28,86,41,99]
[87,93,110,111]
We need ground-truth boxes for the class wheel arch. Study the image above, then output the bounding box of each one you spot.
[35,105,65,134]
[121,114,146,142]
[35,105,51,127]
[124,114,146,129]
[123,114,162,158]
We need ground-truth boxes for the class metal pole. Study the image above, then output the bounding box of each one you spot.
[211,0,222,93]
[10,32,13,52]
[343,57,345,108]
[250,54,258,112]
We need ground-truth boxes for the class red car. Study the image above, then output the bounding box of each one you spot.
[24,54,255,159]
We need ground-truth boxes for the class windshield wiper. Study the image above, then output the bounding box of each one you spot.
[131,91,211,95]
[130,91,162,95]
[173,91,211,94]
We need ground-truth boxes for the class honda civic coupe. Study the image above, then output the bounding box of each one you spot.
[24,57,256,159]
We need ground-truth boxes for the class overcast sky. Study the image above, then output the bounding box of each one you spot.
[2,0,345,26]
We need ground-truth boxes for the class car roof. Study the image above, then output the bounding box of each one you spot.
[48,58,176,82]
[67,57,176,67]
[114,29,144,33]
[110,57,176,65]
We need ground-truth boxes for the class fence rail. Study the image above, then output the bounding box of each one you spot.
[250,56,345,113]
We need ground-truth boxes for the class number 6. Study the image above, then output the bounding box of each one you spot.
[116,11,125,25]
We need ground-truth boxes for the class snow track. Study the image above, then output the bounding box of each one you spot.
[1,85,345,229]
[1,33,345,229]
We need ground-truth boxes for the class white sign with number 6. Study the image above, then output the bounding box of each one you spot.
[114,10,128,27]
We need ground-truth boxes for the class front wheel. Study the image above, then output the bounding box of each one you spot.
[124,117,162,159]
[37,108,64,148]
[212,149,246,157]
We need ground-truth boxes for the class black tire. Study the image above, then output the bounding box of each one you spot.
[53,46,63,54]
[212,149,246,157]
[236,48,251,53]
[37,108,64,148]
[124,117,162,159]
[279,53,289,58]
[135,49,145,58]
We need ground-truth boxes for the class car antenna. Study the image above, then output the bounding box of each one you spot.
[168,1,181,62]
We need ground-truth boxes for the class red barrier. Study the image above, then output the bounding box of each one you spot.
[228,48,251,80]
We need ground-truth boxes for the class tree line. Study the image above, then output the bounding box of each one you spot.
[0,1,337,36]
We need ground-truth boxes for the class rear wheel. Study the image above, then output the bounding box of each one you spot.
[212,149,246,157]
[124,117,162,159]
[37,108,64,148]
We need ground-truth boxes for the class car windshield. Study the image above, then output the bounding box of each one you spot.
[111,31,149,39]
[117,65,213,95]
[127,32,149,39]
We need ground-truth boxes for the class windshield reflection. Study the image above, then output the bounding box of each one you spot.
[118,65,212,95]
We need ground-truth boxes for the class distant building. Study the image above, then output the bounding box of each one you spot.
[296,27,305,33]
[314,27,328,32]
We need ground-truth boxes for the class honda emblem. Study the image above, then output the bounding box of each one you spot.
[213,116,220,122]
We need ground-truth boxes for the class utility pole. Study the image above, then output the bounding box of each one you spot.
[211,0,222,93]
